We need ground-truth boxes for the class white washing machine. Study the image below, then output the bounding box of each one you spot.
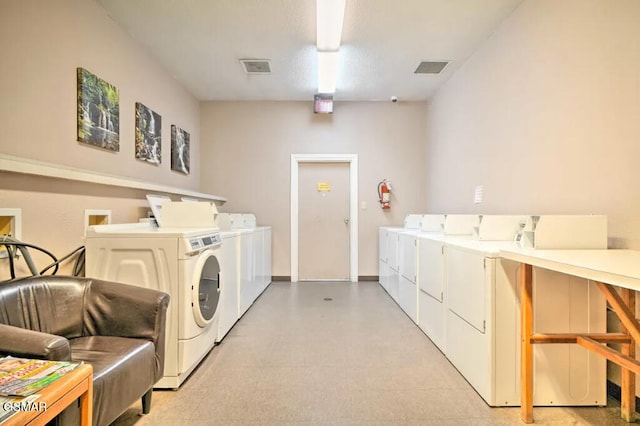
[85,222,222,389]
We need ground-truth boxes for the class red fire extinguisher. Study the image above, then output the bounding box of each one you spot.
[378,179,392,209]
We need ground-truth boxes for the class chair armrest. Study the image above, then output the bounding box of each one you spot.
[0,323,71,361]
[82,278,170,380]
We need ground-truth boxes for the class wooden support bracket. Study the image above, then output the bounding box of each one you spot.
[530,333,632,345]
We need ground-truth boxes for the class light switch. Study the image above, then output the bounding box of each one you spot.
[361,201,367,210]
[474,185,483,204]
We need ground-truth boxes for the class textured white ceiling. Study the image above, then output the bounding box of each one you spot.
[97,0,524,101]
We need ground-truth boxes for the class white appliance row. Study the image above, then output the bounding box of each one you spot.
[85,198,272,389]
[216,213,272,321]
[379,214,608,407]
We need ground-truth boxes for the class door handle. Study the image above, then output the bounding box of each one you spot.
[344,218,350,225]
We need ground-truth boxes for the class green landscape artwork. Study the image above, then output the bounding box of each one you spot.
[77,68,120,151]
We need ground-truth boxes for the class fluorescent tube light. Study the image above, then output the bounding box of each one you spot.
[317,51,340,93]
[316,0,346,51]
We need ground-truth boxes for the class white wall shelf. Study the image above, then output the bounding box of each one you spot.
[0,154,227,204]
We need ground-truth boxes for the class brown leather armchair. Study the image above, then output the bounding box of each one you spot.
[0,275,169,426]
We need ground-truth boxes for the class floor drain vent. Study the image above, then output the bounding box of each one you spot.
[323,298,333,301]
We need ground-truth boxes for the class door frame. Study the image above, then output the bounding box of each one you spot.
[290,154,358,282]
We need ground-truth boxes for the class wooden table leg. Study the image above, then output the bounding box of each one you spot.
[620,288,636,422]
[521,263,534,423]
[79,372,93,426]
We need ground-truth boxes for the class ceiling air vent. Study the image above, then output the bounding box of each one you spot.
[240,59,271,74]
[414,61,449,74]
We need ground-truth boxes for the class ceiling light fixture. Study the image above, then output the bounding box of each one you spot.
[316,0,345,94]
[317,51,340,94]
[316,0,346,51]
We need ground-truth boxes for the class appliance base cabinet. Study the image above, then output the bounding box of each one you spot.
[444,246,606,407]
[387,229,399,273]
[264,227,272,287]
[398,232,418,323]
[399,232,417,284]
[238,231,254,316]
[379,227,402,301]
[524,264,607,406]
[378,258,390,292]
[493,257,521,405]
[417,236,446,352]
[418,289,446,352]
[444,248,495,403]
[388,268,400,302]
[398,276,418,323]
[378,228,388,268]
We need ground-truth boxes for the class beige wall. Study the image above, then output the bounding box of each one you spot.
[0,0,200,189]
[0,172,154,278]
[0,0,201,279]
[424,0,640,392]
[425,0,640,249]
[200,101,428,277]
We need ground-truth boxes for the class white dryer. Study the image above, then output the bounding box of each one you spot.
[378,214,423,302]
[253,225,272,295]
[242,214,271,300]
[397,215,446,325]
[216,227,241,341]
[85,222,222,389]
[216,212,271,322]
[229,213,257,317]
[217,213,252,319]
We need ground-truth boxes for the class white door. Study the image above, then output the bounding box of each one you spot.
[298,162,350,280]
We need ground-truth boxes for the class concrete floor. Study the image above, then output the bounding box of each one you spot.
[113,281,632,425]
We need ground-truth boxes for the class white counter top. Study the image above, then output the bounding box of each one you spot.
[499,247,640,291]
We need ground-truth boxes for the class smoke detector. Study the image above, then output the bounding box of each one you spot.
[414,61,449,74]
[239,59,271,74]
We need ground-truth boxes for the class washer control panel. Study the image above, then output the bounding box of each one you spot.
[189,233,222,251]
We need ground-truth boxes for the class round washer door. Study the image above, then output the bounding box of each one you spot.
[192,250,221,327]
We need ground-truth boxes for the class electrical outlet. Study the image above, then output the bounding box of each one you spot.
[84,209,112,236]
[0,208,22,259]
